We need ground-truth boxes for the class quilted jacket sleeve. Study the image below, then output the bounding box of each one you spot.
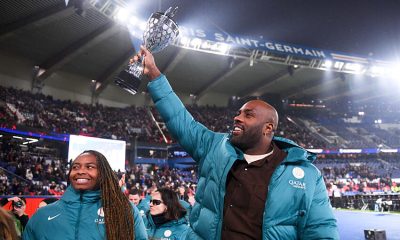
[148,75,215,164]
[301,173,339,239]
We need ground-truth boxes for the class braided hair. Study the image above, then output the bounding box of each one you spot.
[77,150,134,240]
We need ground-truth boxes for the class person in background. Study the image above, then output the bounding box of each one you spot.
[23,150,147,240]
[177,185,189,203]
[134,46,339,239]
[143,188,189,240]
[136,185,158,215]
[129,188,149,216]
[0,196,29,237]
[0,207,19,240]
[128,189,142,206]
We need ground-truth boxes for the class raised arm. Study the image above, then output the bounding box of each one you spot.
[136,46,216,163]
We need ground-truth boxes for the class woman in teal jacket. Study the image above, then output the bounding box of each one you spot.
[136,46,339,240]
[23,150,147,240]
[143,188,189,240]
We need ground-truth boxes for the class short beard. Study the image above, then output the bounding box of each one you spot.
[230,124,264,152]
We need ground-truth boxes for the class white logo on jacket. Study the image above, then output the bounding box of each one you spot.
[47,213,61,221]
[164,230,172,237]
[292,167,305,179]
[95,207,105,224]
[139,210,145,217]
[97,207,104,217]
[290,167,306,189]
[289,180,306,189]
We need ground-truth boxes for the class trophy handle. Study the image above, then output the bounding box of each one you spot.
[164,6,178,19]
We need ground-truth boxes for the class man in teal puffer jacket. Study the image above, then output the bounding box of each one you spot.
[136,46,339,240]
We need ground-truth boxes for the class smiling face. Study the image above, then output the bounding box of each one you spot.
[230,100,278,154]
[69,153,99,191]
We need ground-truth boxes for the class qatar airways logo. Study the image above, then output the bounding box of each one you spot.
[289,180,306,189]
[289,167,306,189]
[95,207,105,224]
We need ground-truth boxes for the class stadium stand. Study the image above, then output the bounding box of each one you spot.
[1,84,400,212]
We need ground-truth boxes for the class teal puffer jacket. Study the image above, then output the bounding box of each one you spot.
[22,186,148,240]
[148,75,339,240]
[143,212,189,240]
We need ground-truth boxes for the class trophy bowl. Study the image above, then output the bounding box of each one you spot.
[115,7,179,95]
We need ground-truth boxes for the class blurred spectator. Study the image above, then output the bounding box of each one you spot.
[143,188,189,239]
[128,189,141,206]
[0,196,29,237]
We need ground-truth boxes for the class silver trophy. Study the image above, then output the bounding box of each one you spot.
[115,7,179,95]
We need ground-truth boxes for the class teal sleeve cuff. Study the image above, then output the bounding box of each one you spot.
[147,74,173,103]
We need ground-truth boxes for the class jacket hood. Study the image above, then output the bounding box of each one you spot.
[62,186,101,204]
[272,136,317,163]
[147,211,188,228]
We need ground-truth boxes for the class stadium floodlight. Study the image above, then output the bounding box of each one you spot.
[307,149,324,153]
[215,43,231,54]
[322,60,333,68]
[369,65,384,77]
[139,21,147,31]
[190,38,202,48]
[334,61,344,69]
[201,41,211,49]
[386,62,400,80]
[22,138,38,145]
[380,149,398,153]
[129,15,139,26]
[344,63,363,74]
[180,36,190,45]
[339,149,362,154]
[115,7,129,23]
[26,138,38,143]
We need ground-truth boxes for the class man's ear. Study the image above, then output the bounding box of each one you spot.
[264,122,274,134]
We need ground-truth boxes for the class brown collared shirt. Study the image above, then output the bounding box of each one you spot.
[222,143,287,240]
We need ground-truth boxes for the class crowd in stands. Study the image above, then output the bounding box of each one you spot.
[1,136,399,196]
[1,85,400,213]
[315,154,400,196]
[0,139,67,196]
[0,84,349,148]
[2,85,400,149]
[0,85,156,143]
[0,136,199,198]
